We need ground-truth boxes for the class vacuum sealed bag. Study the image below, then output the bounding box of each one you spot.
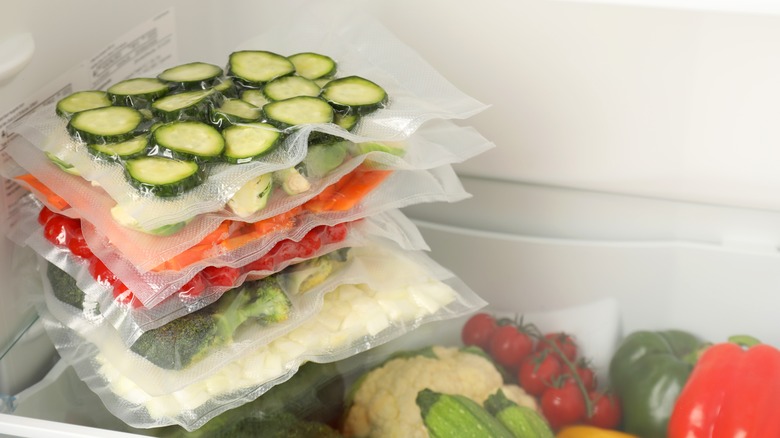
[3,120,491,272]
[37,239,487,430]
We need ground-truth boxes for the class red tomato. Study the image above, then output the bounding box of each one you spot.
[567,362,597,392]
[537,332,579,363]
[66,232,93,259]
[489,325,534,369]
[540,380,587,431]
[43,215,80,247]
[297,231,322,258]
[244,254,274,273]
[113,283,143,308]
[37,206,58,226]
[201,266,241,287]
[88,258,119,289]
[461,313,498,350]
[585,391,622,430]
[325,222,348,242]
[518,351,563,396]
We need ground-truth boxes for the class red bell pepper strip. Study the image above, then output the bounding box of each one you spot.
[668,335,780,438]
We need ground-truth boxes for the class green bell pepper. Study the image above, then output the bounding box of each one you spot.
[608,330,704,438]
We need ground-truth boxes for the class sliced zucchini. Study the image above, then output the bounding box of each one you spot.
[288,52,337,80]
[303,141,348,178]
[111,205,189,236]
[88,135,149,161]
[151,121,225,161]
[222,122,282,164]
[227,50,295,88]
[227,173,273,217]
[67,106,145,144]
[56,90,112,118]
[124,156,204,197]
[263,75,321,101]
[107,78,170,108]
[150,89,216,122]
[157,62,223,90]
[321,75,388,114]
[213,77,238,98]
[240,89,270,109]
[210,98,262,128]
[263,96,334,129]
[334,112,360,131]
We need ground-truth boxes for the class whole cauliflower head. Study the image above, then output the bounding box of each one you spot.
[342,345,536,438]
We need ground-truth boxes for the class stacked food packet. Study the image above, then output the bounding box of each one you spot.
[0,12,494,431]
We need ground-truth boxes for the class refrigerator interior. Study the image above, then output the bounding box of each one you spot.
[3,0,780,435]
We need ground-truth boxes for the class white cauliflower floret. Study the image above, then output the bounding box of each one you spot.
[342,345,536,438]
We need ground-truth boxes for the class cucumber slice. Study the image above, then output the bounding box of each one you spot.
[321,75,388,114]
[157,62,223,90]
[124,156,204,197]
[303,141,348,178]
[67,106,145,144]
[240,89,270,109]
[263,75,321,101]
[151,121,225,161]
[107,78,170,108]
[228,50,295,88]
[288,52,337,80]
[222,122,282,164]
[56,90,112,118]
[210,98,262,128]
[334,112,360,131]
[150,89,217,122]
[213,77,238,98]
[263,96,334,129]
[88,135,149,161]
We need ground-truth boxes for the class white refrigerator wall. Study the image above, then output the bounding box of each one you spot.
[3,0,780,414]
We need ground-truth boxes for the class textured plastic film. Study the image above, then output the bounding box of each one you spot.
[6,120,491,271]
[37,241,487,425]
[29,210,429,347]
[40,163,469,310]
[9,8,488,231]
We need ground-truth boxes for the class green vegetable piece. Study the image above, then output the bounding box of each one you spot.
[228,50,295,88]
[222,122,281,164]
[608,330,705,438]
[351,140,406,157]
[46,262,85,310]
[130,277,292,370]
[45,152,81,176]
[55,90,112,119]
[123,156,204,198]
[484,389,554,438]
[263,75,321,102]
[416,389,514,438]
[157,62,223,90]
[150,88,217,122]
[151,120,225,161]
[210,98,262,128]
[87,134,149,161]
[321,75,388,115]
[263,96,334,129]
[288,52,337,80]
[107,77,170,108]
[67,106,145,144]
[302,140,348,178]
[227,173,273,218]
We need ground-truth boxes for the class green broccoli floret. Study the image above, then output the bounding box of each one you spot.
[47,262,86,310]
[130,276,292,370]
[210,411,343,438]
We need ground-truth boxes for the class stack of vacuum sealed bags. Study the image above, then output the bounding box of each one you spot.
[0,14,493,433]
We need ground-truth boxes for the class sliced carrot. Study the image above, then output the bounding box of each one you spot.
[14,173,70,211]
[220,206,302,252]
[152,221,232,271]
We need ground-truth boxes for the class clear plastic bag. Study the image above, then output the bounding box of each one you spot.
[4,120,490,271]
[37,239,487,430]
[32,209,429,347]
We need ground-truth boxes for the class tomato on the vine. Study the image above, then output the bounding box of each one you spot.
[489,324,534,368]
[536,332,578,363]
[88,258,119,289]
[37,206,58,226]
[568,361,597,392]
[518,350,562,396]
[461,313,498,350]
[66,232,93,259]
[585,391,622,429]
[540,379,587,431]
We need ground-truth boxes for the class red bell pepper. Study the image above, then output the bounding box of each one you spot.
[668,335,780,437]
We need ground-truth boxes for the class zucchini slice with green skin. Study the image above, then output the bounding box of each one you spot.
[124,156,204,197]
[67,106,145,144]
[320,75,388,115]
[288,52,337,80]
[157,62,223,90]
[213,77,238,98]
[334,112,359,131]
[228,50,295,88]
[263,75,321,101]
[150,89,217,122]
[151,121,225,161]
[222,122,282,164]
[56,90,112,119]
[107,78,170,108]
[210,98,262,128]
[263,96,334,129]
[240,89,270,109]
[88,135,149,161]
